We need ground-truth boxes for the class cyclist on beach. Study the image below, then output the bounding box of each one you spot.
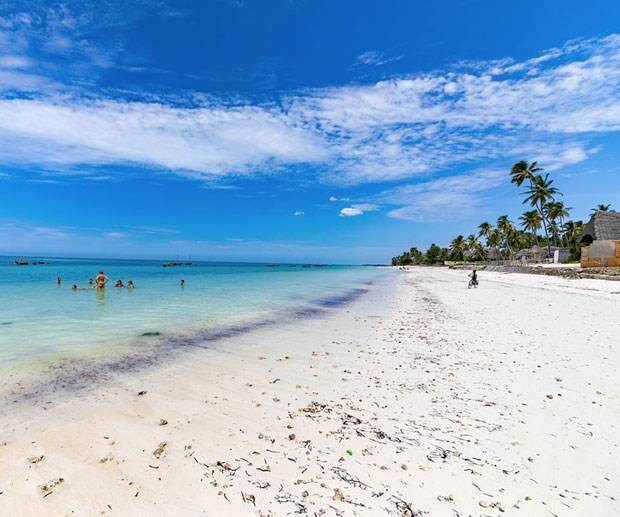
[469,269,478,287]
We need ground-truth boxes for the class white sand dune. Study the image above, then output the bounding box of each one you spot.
[1,268,619,516]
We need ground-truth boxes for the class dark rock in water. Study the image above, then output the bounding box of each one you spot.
[141,332,161,337]
[1,322,12,325]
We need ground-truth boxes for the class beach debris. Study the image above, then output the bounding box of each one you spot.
[546,394,554,399]
[346,449,353,456]
[99,456,113,464]
[137,390,147,396]
[140,332,161,337]
[479,500,490,508]
[300,401,330,414]
[288,434,296,441]
[159,419,168,426]
[241,492,256,505]
[28,455,44,464]
[152,441,167,459]
[39,478,64,497]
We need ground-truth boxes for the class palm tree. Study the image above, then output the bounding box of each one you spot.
[561,220,585,260]
[510,160,543,188]
[545,201,571,247]
[519,210,542,246]
[487,229,502,249]
[497,215,517,256]
[522,173,560,254]
[450,235,466,261]
[473,242,487,261]
[477,222,492,245]
[591,203,612,212]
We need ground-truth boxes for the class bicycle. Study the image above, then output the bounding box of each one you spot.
[468,278,478,289]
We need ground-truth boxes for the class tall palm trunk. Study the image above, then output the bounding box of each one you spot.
[528,178,552,255]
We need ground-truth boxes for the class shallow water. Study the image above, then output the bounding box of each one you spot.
[0,257,384,380]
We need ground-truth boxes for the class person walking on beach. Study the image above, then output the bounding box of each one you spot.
[95,270,109,289]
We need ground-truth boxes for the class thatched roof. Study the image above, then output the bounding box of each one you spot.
[486,247,501,259]
[580,210,620,243]
[514,246,552,258]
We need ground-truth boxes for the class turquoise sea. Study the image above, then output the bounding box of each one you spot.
[0,257,383,383]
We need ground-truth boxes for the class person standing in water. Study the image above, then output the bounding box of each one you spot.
[56,277,61,285]
[89,278,94,286]
[95,270,109,289]
[128,280,134,289]
[180,279,185,287]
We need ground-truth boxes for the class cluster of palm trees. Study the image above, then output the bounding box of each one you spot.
[391,160,612,266]
[449,161,591,262]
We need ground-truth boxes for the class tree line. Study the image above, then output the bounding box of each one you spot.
[392,160,613,266]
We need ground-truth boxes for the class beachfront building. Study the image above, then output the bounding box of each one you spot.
[580,210,620,267]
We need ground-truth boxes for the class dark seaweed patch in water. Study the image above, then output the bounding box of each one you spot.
[1,321,12,325]
[0,284,372,421]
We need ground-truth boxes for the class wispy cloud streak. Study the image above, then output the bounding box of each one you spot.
[0,30,619,185]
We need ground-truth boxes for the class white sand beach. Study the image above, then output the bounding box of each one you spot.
[1,268,619,516]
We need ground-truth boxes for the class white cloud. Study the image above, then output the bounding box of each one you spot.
[103,231,126,238]
[0,99,328,176]
[0,31,618,185]
[380,169,507,222]
[329,196,338,201]
[0,55,33,68]
[351,203,379,212]
[33,226,71,239]
[340,208,363,217]
[293,210,304,216]
[355,50,404,67]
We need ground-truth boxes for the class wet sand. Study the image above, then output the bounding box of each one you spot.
[0,268,619,516]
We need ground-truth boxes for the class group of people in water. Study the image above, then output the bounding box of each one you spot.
[55,270,186,291]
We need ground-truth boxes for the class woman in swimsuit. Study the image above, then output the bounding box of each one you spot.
[95,270,109,289]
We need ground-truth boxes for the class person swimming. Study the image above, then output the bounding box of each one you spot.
[71,284,77,291]
[128,280,134,289]
[115,280,124,288]
[88,278,94,286]
[95,270,109,289]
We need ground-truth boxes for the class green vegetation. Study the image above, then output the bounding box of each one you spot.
[391,161,612,266]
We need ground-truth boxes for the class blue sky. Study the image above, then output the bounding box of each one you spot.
[0,0,619,263]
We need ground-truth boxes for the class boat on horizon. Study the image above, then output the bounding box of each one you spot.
[162,254,193,267]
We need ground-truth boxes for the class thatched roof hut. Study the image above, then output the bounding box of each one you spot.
[486,247,501,260]
[580,210,620,244]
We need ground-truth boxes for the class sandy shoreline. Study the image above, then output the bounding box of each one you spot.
[1,268,619,516]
